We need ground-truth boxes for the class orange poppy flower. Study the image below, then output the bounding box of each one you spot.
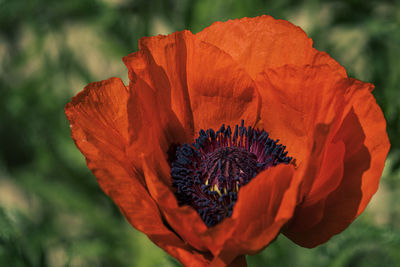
[65,15,390,266]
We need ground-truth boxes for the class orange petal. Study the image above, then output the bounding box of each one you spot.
[303,141,345,204]
[284,80,390,247]
[123,36,195,139]
[123,30,260,136]
[255,65,348,166]
[126,75,190,161]
[65,78,209,266]
[306,141,346,205]
[210,255,247,267]
[141,146,238,255]
[148,234,211,267]
[349,80,390,215]
[282,140,345,233]
[196,15,346,79]
[230,164,297,253]
[207,164,299,267]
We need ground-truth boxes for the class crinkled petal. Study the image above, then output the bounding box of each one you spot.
[123,30,260,136]
[221,164,298,261]
[281,141,345,233]
[306,141,346,204]
[65,78,209,266]
[255,65,348,166]
[205,164,299,267]
[126,74,189,162]
[141,146,238,256]
[230,164,297,253]
[196,15,346,79]
[348,80,390,215]
[284,80,390,247]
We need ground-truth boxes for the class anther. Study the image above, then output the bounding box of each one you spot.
[171,120,293,227]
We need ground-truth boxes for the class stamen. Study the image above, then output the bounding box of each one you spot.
[171,120,293,227]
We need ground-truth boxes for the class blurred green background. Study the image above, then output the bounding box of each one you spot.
[1,0,399,266]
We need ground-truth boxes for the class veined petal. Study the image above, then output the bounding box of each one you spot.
[141,146,238,256]
[196,15,346,79]
[255,64,348,166]
[206,165,298,266]
[64,77,161,232]
[348,80,390,216]
[232,164,297,252]
[126,75,189,160]
[65,78,209,266]
[123,30,260,137]
[284,80,390,247]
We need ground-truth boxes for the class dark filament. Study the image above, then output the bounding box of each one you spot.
[171,120,292,227]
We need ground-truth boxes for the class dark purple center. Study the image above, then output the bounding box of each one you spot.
[171,120,292,227]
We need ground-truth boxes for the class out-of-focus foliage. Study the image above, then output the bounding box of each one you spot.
[0,0,399,266]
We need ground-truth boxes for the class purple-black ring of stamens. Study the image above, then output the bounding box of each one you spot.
[170,120,293,227]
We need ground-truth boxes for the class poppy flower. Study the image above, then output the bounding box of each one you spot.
[65,15,390,266]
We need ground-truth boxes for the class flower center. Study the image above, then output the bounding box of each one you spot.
[171,120,292,227]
